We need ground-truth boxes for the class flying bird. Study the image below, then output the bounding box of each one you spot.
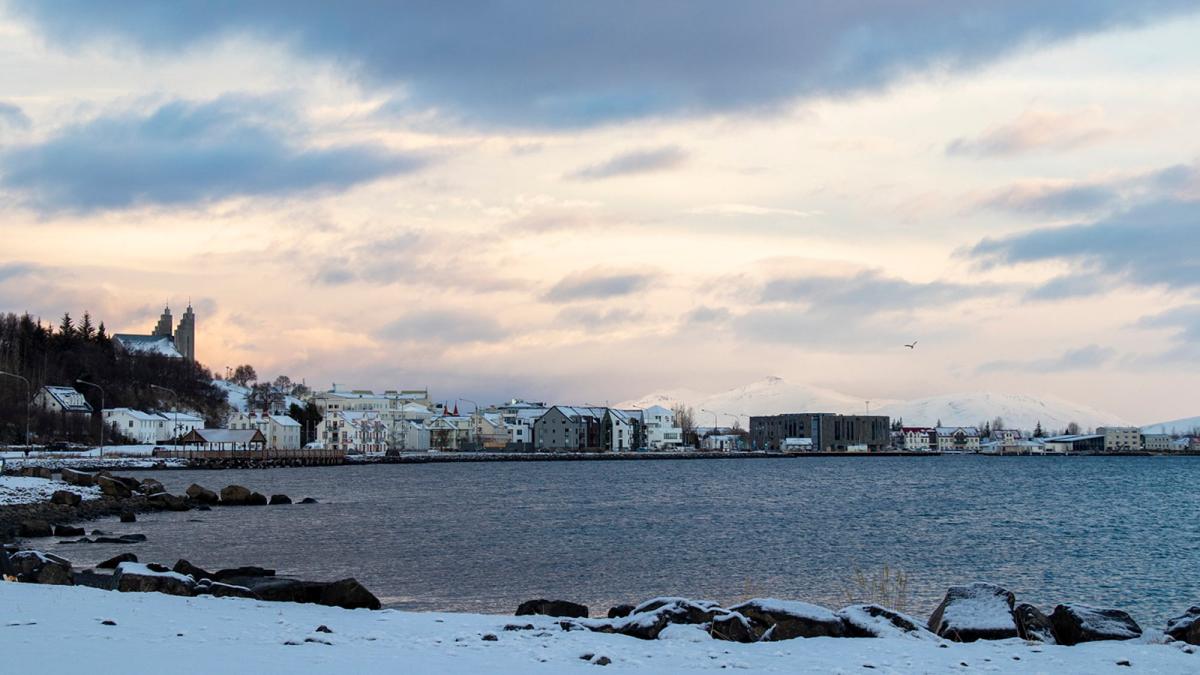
[904,340,918,349]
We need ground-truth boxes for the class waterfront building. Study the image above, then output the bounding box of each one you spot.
[702,434,745,451]
[491,400,549,451]
[533,406,606,452]
[934,427,981,453]
[1043,433,1104,454]
[33,385,93,417]
[1097,426,1142,452]
[749,413,890,452]
[317,410,389,453]
[639,405,683,450]
[103,407,203,444]
[1141,433,1173,451]
[900,427,935,452]
[228,411,302,450]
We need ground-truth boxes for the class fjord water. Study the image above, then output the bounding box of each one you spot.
[45,456,1200,623]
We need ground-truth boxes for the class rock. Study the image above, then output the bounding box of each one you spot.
[320,578,382,610]
[1049,604,1142,646]
[516,599,590,618]
[8,550,72,585]
[93,534,146,544]
[595,599,725,640]
[185,484,219,505]
[730,599,845,641]
[315,625,333,634]
[269,494,292,505]
[219,485,253,505]
[119,511,136,523]
[113,562,196,596]
[1166,606,1200,645]
[148,492,190,511]
[53,524,85,537]
[299,497,319,504]
[97,475,133,499]
[18,520,53,538]
[50,490,82,506]
[137,478,166,495]
[195,579,260,599]
[247,492,269,506]
[36,559,74,585]
[227,577,326,604]
[22,467,53,479]
[594,656,612,666]
[213,566,275,581]
[481,633,498,641]
[709,611,762,643]
[74,569,115,590]
[61,468,95,487]
[196,505,211,511]
[173,559,213,581]
[608,604,635,619]
[97,553,138,569]
[838,604,933,639]
[927,583,1018,642]
[1014,603,1057,643]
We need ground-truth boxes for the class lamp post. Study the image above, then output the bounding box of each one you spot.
[0,371,31,450]
[149,384,179,452]
[75,378,105,458]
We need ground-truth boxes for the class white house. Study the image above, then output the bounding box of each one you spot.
[782,437,814,452]
[317,410,389,454]
[1142,433,1173,451]
[34,385,92,415]
[640,405,683,450]
[702,434,744,451]
[426,414,472,451]
[492,400,549,450]
[103,408,204,443]
[935,427,981,452]
[228,412,302,450]
[900,427,935,452]
[1098,426,1142,452]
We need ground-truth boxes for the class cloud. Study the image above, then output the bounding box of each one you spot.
[569,146,687,180]
[0,102,32,130]
[0,96,427,212]
[978,181,1119,216]
[1136,304,1200,342]
[376,310,508,345]
[977,344,1116,373]
[0,261,39,282]
[760,270,993,308]
[969,198,1200,292]
[687,203,819,218]
[556,306,644,329]
[13,2,1195,127]
[1024,273,1114,301]
[544,269,657,302]
[947,108,1115,157]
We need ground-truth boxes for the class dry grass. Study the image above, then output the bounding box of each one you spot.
[841,565,910,612]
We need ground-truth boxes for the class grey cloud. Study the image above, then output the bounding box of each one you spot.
[1136,304,1200,342]
[13,2,1197,127]
[946,108,1113,157]
[760,270,994,308]
[683,306,732,326]
[977,344,1116,373]
[377,310,508,344]
[569,146,687,180]
[0,102,31,130]
[979,182,1118,216]
[544,269,657,303]
[556,306,644,328]
[969,198,1200,291]
[1024,273,1113,301]
[0,261,39,282]
[0,96,427,212]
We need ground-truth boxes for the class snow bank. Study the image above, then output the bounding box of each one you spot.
[0,475,101,506]
[1,583,1196,674]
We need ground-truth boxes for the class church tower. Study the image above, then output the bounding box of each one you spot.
[176,303,196,362]
[152,305,173,339]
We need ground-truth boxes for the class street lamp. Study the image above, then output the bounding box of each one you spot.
[0,371,31,450]
[75,378,105,458]
[149,384,180,452]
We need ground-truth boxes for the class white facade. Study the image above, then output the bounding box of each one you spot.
[317,410,389,453]
[1142,433,1173,451]
[34,386,92,415]
[900,427,934,451]
[605,409,635,452]
[103,408,203,443]
[640,405,683,450]
[1098,426,1142,452]
[228,412,302,450]
[935,427,981,452]
[702,434,743,451]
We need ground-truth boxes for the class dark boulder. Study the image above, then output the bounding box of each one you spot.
[593,600,723,640]
[73,569,114,590]
[1049,604,1141,646]
[710,611,762,643]
[97,553,138,569]
[173,559,213,581]
[213,566,276,582]
[608,604,635,619]
[927,583,1018,642]
[53,524,85,537]
[185,484,219,505]
[93,534,146,544]
[195,579,260,599]
[299,497,319,504]
[61,468,95,487]
[8,550,72,585]
[148,492,190,511]
[119,511,136,523]
[226,577,326,604]
[112,562,196,596]
[1014,603,1057,643]
[838,604,933,639]
[269,494,292,505]
[137,478,165,495]
[517,599,590,618]
[50,490,82,506]
[1166,607,1200,645]
[97,475,133,499]
[18,520,53,538]
[320,578,382,610]
[247,492,269,506]
[730,599,845,641]
[219,485,253,505]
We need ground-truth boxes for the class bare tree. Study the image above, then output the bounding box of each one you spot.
[1066,421,1081,435]
[671,403,696,445]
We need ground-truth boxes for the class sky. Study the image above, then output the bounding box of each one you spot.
[1,1,1199,423]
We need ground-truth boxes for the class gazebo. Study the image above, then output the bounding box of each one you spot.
[179,428,267,452]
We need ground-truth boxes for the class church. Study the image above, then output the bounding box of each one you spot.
[113,303,196,361]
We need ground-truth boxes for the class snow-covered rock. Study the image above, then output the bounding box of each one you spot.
[0,474,101,506]
[1014,602,1057,643]
[837,604,934,639]
[730,598,846,640]
[927,582,1018,642]
[1165,606,1200,645]
[113,561,197,596]
[1049,604,1142,646]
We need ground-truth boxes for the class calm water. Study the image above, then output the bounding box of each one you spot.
[41,456,1200,624]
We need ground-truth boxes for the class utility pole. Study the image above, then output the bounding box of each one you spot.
[75,379,105,458]
[149,384,180,452]
[0,371,31,450]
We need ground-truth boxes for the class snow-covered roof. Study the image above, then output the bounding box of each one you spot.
[103,407,164,421]
[269,414,301,427]
[936,427,980,435]
[553,405,607,421]
[113,334,183,358]
[1044,434,1104,442]
[40,385,93,413]
[184,429,265,444]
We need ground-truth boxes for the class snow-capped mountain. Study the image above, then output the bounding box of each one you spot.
[617,376,886,422]
[619,378,1128,432]
[1141,416,1200,435]
[875,392,1128,432]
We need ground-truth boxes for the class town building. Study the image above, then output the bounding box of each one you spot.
[990,428,1023,443]
[179,428,265,452]
[1141,433,1173,451]
[103,407,203,444]
[228,412,302,450]
[749,413,890,452]
[980,438,1047,455]
[639,405,683,450]
[113,303,196,361]
[900,427,935,452]
[1097,426,1142,452]
[702,434,745,451]
[533,406,606,452]
[491,400,549,451]
[426,414,473,451]
[1043,434,1105,454]
[934,427,981,453]
[34,385,93,417]
[602,409,639,452]
[782,437,814,451]
[317,410,389,453]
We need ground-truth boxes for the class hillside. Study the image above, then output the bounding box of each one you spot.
[1141,416,1200,435]
[617,376,885,422]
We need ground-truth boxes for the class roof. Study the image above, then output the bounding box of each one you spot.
[113,334,183,358]
[901,427,935,433]
[552,405,607,421]
[103,407,163,421]
[41,385,93,413]
[268,414,301,427]
[183,428,265,444]
[936,427,981,435]
[1044,434,1104,442]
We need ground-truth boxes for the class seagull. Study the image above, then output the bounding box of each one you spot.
[903,340,918,349]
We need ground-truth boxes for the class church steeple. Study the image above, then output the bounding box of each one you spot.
[176,303,196,362]
[152,305,173,338]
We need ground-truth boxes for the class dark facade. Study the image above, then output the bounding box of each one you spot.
[749,413,890,452]
[533,406,604,452]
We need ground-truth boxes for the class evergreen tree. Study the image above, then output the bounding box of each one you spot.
[96,322,108,341]
[1033,421,1044,438]
[58,312,75,337]
[80,311,96,340]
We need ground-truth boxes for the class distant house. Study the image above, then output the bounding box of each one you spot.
[1043,434,1104,454]
[900,427,935,452]
[102,407,201,444]
[980,438,1046,455]
[179,428,266,452]
[492,400,548,451]
[1141,433,1173,451]
[317,410,389,453]
[228,412,301,450]
[750,413,890,452]
[640,405,683,450]
[602,409,639,452]
[426,414,472,451]
[703,434,745,451]
[934,427,981,453]
[1097,426,1142,452]
[990,428,1023,443]
[781,437,814,452]
[533,406,606,452]
[471,412,510,450]
[34,385,93,416]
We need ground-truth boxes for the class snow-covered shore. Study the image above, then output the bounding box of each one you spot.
[0,474,101,506]
[1,583,1195,674]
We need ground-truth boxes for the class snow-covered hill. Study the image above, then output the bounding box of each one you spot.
[213,380,303,414]
[1141,416,1200,435]
[619,378,1127,432]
